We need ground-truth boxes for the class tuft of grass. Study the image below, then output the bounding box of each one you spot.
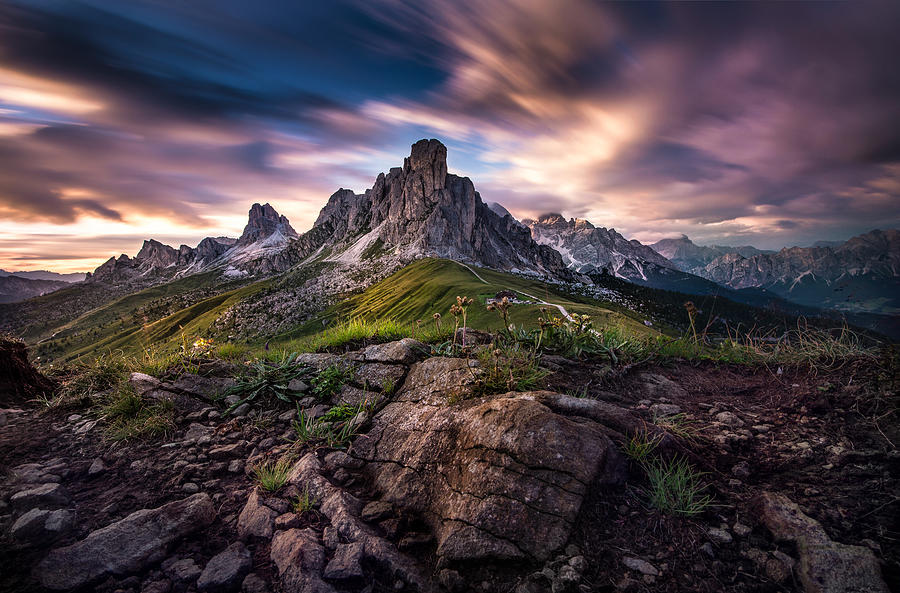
[473,344,549,396]
[296,317,452,353]
[293,485,319,514]
[322,403,359,422]
[642,456,713,517]
[380,377,397,396]
[216,342,251,361]
[252,454,295,492]
[224,352,310,414]
[292,403,364,449]
[653,412,701,443]
[310,364,354,401]
[101,384,175,441]
[623,430,662,464]
[46,352,135,409]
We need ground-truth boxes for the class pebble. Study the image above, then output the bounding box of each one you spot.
[88,459,106,476]
[731,461,751,478]
[622,557,659,576]
[182,482,200,494]
[707,527,733,545]
[715,411,742,426]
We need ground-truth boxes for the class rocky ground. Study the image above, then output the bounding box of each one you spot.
[1,339,897,593]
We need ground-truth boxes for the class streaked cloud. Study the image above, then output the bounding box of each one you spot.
[0,0,897,272]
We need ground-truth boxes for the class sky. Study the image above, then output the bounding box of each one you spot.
[0,0,898,273]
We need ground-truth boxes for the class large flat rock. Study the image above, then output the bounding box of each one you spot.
[35,493,215,590]
[353,371,625,564]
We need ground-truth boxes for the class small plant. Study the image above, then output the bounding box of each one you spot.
[310,364,354,400]
[293,485,319,514]
[380,377,397,396]
[223,353,310,414]
[189,337,214,357]
[565,384,591,399]
[326,418,359,449]
[643,456,713,517]
[624,430,662,464]
[293,408,330,443]
[449,296,474,348]
[101,384,175,441]
[486,296,513,338]
[322,403,358,422]
[474,344,549,396]
[252,454,295,492]
[293,402,363,449]
[684,301,699,345]
[48,352,135,409]
[653,412,700,443]
[623,430,662,464]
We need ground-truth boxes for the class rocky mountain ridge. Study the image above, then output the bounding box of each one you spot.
[525,213,675,278]
[301,139,572,279]
[650,235,772,272]
[696,229,900,313]
[84,140,574,291]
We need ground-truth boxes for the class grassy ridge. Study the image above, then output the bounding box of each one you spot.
[274,259,656,346]
[32,274,266,362]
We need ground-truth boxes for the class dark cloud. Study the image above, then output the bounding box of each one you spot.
[0,0,898,270]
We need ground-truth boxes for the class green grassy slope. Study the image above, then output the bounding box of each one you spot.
[32,273,266,362]
[285,258,657,340]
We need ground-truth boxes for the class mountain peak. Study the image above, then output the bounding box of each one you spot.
[536,213,567,226]
[403,139,448,193]
[238,203,297,246]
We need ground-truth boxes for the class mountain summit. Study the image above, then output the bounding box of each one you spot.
[301,139,572,278]
[525,213,674,278]
[237,203,297,247]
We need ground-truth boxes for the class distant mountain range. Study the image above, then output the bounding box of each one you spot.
[0,270,85,283]
[3,139,898,345]
[691,229,900,314]
[649,235,773,271]
[0,276,71,304]
[0,270,85,303]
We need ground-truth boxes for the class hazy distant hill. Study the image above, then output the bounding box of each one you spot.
[0,269,86,283]
[696,229,900,314]
[650,235,772,271]
[0,275,69,304]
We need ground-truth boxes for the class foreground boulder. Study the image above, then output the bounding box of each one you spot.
[352,357,626,565]
[197,542,252,592]
[754,491,889,593]
[0,336,54,406]
[34,493,216,590]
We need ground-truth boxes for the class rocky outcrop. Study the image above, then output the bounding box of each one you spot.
[34,493,216,590]
[236,203,297,248]
[526,213,675,277]
[754,491,889,593]
[693,229,900,313]
[352,356,626,565]
[306,139,574,279]
[0,336,54,406]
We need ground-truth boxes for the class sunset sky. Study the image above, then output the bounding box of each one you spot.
[1,0,898,273]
